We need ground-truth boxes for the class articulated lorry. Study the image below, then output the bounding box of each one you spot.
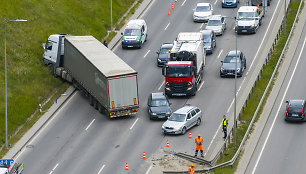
[162,32,206,96]
[43,35,139,117]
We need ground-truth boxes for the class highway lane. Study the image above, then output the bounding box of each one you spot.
[245,17,306,174]
[15,0,285,173]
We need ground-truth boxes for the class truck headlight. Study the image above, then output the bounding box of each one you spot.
[187,86,193,90]
[165,87,171,91]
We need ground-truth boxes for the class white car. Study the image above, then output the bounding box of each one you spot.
[205,15,227,36]
[193,3,213,22]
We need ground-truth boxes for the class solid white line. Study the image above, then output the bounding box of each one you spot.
[227,98,235,114]
[14,92,78,161]
[237,77,246,93]
[205,123,222,156]
[251,35,306,174]
[181,0,187,6]
[214,0,218,5]
[197,81,205,91]
[158,81,165,91]
[144,50,150,58]
[200,23,204,29]
[247,0,283,76]
[164,23,170,30]
[49,163,59,174]
[130,118,139,130]
[145,165,153,174]
[85,119,96,131]
[97,164,106,174]
[217,49,223,59]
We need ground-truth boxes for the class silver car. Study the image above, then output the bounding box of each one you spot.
[193,3,213,22]
[205,15,226,36]
[162,106,202,135]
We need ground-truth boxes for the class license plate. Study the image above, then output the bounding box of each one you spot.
[292,114,298,117]
[242,30,247,32]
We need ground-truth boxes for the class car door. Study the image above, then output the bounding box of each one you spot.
[186,113,193,129]
[141,25,145,44]
[190,109,198,127]
[221,17,226,30]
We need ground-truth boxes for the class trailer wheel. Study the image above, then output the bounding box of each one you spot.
[89,95,94,106]
[98,103,103,113]
[93,100,98,110]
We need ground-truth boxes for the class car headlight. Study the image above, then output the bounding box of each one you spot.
[157,58,162,62]
[207,45,211,49]
[221,67,224,72]
[251,24,255,28]
[151,112,157,115]
[237,68,240,72]
[166,112,171,115]
[162,125,165,129]
[233,0,237,3]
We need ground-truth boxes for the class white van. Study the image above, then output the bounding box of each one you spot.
[235,6,263,34]
[121,19,147,49]
[0,167,8,174]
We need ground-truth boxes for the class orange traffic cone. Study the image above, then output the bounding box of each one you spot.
[142,152,147,159]
[175,0,178,2]
[171,4,174,10]
[168,9,171,15]
[165,140,170,147]
[124,163,129,170]
[188,132,193,139]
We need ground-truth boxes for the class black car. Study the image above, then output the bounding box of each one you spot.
[220,50,246,77]
[285,100,306,122]
[200,29,216,54]
[251,0,271,6]
[147,92,172,119]
[156,43,173,66]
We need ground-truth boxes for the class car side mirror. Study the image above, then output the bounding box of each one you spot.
[169,103,172,106]
[156,51,160,54]
[221,61,223,63]
[285,101,289,103]
[234,17,237,20]
[121,32,123,35]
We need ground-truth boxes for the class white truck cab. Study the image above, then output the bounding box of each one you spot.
[0,167,8,174]
[121,19,147,49]
[235,6,263,34]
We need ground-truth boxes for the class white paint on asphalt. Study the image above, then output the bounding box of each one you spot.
[97,164,106,174]
[237,77,246,93]
[251,35,306,174]
[15,92,78,161]
[205,123,222,156]
[145,165,153,174]
[181,0,187,6]
[164,23,170,30]
[227,98,235,114]
[217,49,223,59]
[85,119,96,131]
[130,118,139,130]
[49,163,59,174]
[247,0,283,76]
[158,81,165,91]
[214,0,218,5]
[144,50,150,58]
[198,81,205,91]
[200,23,204,29]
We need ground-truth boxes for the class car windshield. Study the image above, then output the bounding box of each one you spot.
[224,56,241,63]
[168,113,186,122]
[196,6,210,12]
[207,20,221,26]
[160,48,170,54]
[237,12,255,20]
[203,34,211,43]
[123,29,141,36]
[151,99,169,107]
[166,66,191,78]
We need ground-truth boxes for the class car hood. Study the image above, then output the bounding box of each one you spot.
[237,20,255,26]
[194,11,212,17]
[123,36,138,40]
[204,42,212,48]
[158,53,169,60]
[163,120,185,129]
[150,106,171,113]
[206,25,222,31]
[221,63,241,70]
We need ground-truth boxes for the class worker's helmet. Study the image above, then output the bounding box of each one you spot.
[198,134,201,137]
[191,163,194,167]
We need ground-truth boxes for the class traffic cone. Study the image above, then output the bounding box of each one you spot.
[142,152,147,159]
[124,163,129,170]
[168,9,171,15]
[165,140,170,147]
[171,4,174,10]
[188,132,193,139]
[175,0,178,2]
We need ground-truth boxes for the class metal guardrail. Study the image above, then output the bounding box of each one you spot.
[163,0,303,173]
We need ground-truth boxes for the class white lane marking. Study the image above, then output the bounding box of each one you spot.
[247,0,283,76]
[15,92,78,161]
[145,165,153,174]
[237,77,246,93]
[164,23,170,30]
[227,98,235,114]
[214,0,218,5]
[197,81,205,91]
[181,0,187,6]
[200,23,205,29]
[217,49,223,59]
[130,118,139,130]
[97,164,106,174]
[158,81,165,91]
[251,35,306,174]
[85,119,96,131]
[144,50,150,58]
[205,123,222,156]
[49,163,59,174]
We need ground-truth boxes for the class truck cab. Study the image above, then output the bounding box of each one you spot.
[121,19,147,49]
[235,6,263,34]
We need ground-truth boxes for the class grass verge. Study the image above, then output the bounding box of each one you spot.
[213,0,304,173]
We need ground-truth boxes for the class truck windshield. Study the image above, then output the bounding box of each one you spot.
[124,29,141,36]
[166,66,191,78]
[237,12,255,20]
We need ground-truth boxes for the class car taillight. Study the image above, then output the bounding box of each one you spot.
[286,107,289,115]
[132,109,138,112]
[166,82,170,86]
[187,81,193,86]
[302,108,305,116]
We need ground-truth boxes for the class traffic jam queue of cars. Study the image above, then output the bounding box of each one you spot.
[120,2,269,134]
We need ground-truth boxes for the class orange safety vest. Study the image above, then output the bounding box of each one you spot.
[195,136,203,145]
[188,167,195,174]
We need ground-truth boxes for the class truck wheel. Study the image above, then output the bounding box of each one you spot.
[98,103,103,113]
[48,64,56,77]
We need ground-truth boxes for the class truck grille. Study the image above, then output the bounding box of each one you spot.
[170,81,187,93]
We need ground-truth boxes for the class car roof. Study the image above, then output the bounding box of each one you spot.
[174,106,197,114]
[209,15,222,20]
[288,100,305,106]
[151,92,166,99]
[200,29,213,35]
[161,43,174,49]
[197,3,210,7]
[227,50,242,56]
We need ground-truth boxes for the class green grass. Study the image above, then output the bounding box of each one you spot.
[0,0,137,149]
[213,0,303,173]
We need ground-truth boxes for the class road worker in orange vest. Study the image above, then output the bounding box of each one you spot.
[194,134,204,157]
[188,163,195,174]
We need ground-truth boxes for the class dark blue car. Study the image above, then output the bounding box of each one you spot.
[156,43,173,66]
[222,0,239,8]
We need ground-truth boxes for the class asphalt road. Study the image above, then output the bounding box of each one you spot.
[244,12,306,174]
[15,0,287,173]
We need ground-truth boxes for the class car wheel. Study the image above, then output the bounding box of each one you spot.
[145,34,148,42]
[181,127,187,135]
[268,0,270,6]
[196,118,201,126]
[139,42,142,49]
